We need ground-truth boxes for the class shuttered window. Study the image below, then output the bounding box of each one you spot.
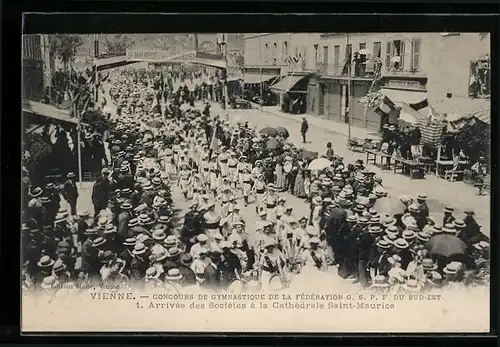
[385,41,392,69]
[411,38,421,71]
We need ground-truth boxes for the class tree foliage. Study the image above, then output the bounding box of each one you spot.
[24,132,53,165]
[103,34,135,53]
[454,121,490,162]
[50,34,84,69]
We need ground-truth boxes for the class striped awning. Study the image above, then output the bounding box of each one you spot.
[432,97,490,124]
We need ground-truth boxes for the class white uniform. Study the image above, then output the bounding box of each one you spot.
[227,157,239,184]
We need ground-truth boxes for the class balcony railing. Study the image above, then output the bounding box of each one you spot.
[316,62,377,78]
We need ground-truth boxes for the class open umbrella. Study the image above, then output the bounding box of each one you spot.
[275,126,289,138]
[425,234,468,258]
[298,150,318,161]
[372,197,407,216]
[308,158,331,171]
[259,127,279,137]
[266,138,279,150]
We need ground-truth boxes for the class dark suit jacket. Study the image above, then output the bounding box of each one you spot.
[203,264,221,290]
[178,265,197,286]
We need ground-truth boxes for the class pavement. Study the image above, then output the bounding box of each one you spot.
[205,101,491,236]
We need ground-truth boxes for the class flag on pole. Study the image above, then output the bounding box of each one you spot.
[209,122,219,152]
[378,95,395,115]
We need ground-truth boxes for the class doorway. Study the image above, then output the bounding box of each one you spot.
[340,84,350,124]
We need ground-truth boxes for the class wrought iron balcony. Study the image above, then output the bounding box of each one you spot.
[315,62,377,78]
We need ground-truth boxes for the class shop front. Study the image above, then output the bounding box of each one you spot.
[271,72,311,114]
[378,76,428,128]
[308,76,382,131]
[242,66,282,105]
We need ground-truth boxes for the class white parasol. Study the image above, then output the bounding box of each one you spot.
[308,158,331,171]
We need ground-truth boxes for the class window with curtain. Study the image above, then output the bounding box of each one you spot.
[386,40,405,70]
[273,42,277,60]
[265,43,269,63]
[284,41,288,59]
[314,44,319,64]
[359,43,366,50]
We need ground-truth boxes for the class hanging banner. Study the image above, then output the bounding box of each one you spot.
[126,50,197,63]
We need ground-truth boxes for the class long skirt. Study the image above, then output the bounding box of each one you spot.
[275,166,285,190]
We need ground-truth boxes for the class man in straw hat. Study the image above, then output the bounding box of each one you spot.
[62,172,79,216]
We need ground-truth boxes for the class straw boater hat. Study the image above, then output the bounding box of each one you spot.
[371,275,390,288]
[421,258,438,271]
[84,227,98,236]
[150,244,168,262]
[417,194,427,201]
[442,223,456,234]
[454,219,466,229]
[346,215,357,223]
[166,247,181,258]
[92,237,107,248]
[180,253,194,267]
[443,262,463,275]
[376,239,392,249]
[433,224,443,234]
[145,267,162,281]
[132,242,147,255]
[444,206,454,213]
[402,230,417,240]
[104,224,117,235]
[165,268,183,281]
[152,229,167,241]
[369,225,382,234]
[37,255,55,268]
[123,238,137,247]
[404,279,423,292]
[416,231,430,243]
[393,238,409,249]
[128,218,140,228]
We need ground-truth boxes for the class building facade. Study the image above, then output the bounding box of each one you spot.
[23,34,45,101]
[244,32,490,131]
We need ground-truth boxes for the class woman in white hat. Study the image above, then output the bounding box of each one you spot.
[258,239,287,292]
[311,195,323,231]
[237,157,252,206]
[300,237,327,272]
[208,155,219,196]
[264,183,278,222]
[252,173,267,215]
[177,163,191,200]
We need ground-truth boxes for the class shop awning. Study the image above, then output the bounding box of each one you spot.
[22,99,78,125]
[432,97,490,124]
[244,72,279,84]
[271,75,309,93]
[379,88,428,105]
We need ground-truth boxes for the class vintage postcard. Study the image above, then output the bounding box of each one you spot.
[22,20,490,333]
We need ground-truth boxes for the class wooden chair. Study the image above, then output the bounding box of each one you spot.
[478,175,491,196]
[444,161,465,182]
